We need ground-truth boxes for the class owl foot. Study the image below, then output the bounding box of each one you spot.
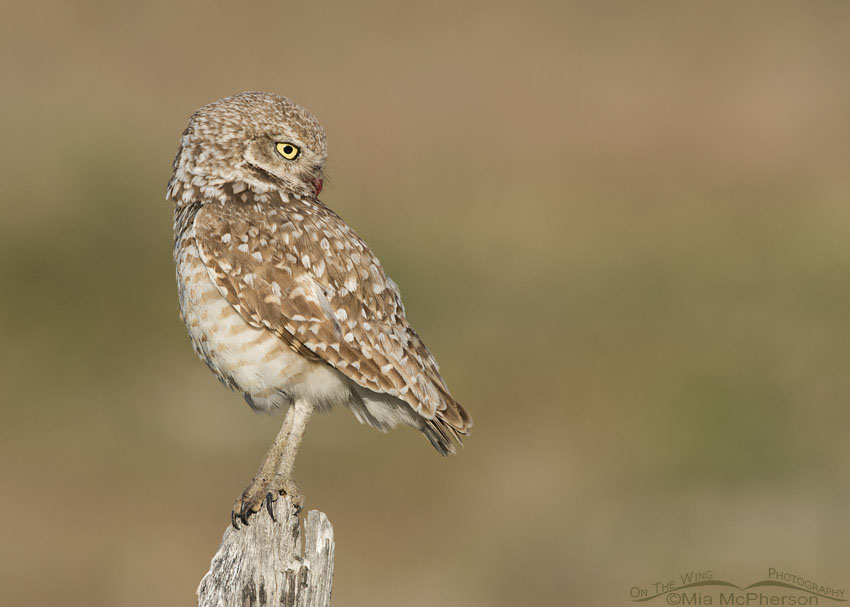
[231,475,302,529]
[263,477,303,521]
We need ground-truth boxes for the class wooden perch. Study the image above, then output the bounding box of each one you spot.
[198,497,334,607]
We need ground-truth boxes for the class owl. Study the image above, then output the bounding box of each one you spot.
[167,92,472,527]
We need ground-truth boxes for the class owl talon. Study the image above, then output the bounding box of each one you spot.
[232,474,299,527]
[239,506,252,527]
[265,492,277,521]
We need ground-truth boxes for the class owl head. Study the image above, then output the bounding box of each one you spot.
[167,92,327,205]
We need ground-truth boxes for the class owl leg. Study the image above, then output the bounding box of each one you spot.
[266,398,314,512]
[231,399,314,528]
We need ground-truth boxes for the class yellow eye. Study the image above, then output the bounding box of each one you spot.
[275,142,300,160]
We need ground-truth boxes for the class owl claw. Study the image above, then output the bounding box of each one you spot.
[232,475,300,528]
[265,492,277,521]
[241,507,252,527]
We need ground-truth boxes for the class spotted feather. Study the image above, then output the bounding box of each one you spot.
[191,192,472,438]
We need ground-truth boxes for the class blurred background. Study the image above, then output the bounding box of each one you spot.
[1,1,849,605]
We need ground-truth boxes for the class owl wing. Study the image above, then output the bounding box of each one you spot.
[192,198,471,441]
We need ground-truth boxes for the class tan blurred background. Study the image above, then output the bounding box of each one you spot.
[1,1,849,605]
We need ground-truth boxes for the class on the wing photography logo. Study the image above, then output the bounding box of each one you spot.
[629,569,846,605]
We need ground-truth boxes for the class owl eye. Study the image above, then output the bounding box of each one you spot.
[275,142,300,160]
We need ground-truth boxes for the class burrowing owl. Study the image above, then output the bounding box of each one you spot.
[167,92,472,527]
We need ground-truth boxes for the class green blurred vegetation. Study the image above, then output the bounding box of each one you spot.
[1,1,849,606]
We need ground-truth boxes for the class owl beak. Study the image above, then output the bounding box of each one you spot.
[312,177,324,195]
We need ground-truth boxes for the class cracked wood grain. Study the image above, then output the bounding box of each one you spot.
[198,497,334,607]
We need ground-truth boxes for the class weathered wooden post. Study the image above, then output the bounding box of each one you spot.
[197,497,334,607]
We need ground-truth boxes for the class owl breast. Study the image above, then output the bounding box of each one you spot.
[175,227,351,412]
